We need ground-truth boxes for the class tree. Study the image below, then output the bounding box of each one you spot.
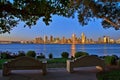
[75,51,89,58]
[0,0,120,33]
[48,53,53,59]
[26,50,36,58]
[18,51,25,57]
[61,52,69,58]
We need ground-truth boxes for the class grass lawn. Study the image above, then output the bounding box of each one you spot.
[0,59,9,69]
[97,70,120,80]
[47,58,69,68]
[47,58,69,63]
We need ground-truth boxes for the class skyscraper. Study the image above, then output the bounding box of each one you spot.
[81,32,86,44]
[50,35,54,43]
[44,35,48,44]
[103,36,110,43]
[34,37,43,44]
[72,33,76,44]
[61,36,66,44]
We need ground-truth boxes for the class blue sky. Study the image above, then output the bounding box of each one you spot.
[0,15,120,41]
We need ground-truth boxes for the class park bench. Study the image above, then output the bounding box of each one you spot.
[66,56,105,73]
[2,56,47,76]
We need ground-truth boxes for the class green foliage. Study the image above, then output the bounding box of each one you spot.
[26,50,36,58]
[118,59,120,66]
[112,55,119,60]
[97,70,120,80]
[0,52,11,59]
[37,53,45,59]
[75,51,89,58]
[17,51,25,57]
[61,52,69,58]
[47,58,68,63]
[0,1,119,33]
[48,53,53,59]
[104,55,117,65]
[0,59,9,69]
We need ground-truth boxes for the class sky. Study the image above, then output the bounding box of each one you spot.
[0,15,120,41]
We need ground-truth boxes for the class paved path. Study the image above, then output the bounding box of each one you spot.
[0,67,99,80]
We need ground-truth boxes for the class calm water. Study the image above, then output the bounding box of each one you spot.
[0,44,120,58]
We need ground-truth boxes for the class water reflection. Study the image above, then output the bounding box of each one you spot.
[71,44,76,57]
[103,44,108,56]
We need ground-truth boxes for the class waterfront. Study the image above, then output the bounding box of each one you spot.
[0,44,120,58]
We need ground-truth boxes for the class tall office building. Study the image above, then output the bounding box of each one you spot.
[34,37,43,44]
[61,36,66,44]
[44,35,48,43]
[81,32,86,44]
[72,33,76,44]
[103,36,110,43]
[98,37,103,43]
[50,35,54,43]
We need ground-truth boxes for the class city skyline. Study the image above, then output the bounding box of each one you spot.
[0,32,120,44]
[32,32,119,44]
[0,15,120,41]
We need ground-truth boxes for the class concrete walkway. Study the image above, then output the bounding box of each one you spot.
[0,67,99,80]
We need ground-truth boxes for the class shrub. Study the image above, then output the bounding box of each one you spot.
[105,55,117,65]
[118,59,120,66]
[99,56,105,59]
[49,53,53,59]
[75,51,89,58]
[11,53,18,58]
[61,52,69,58]
[112,55,119,60]
[96,70,120,80]
[18,51,25,57]
[1,52,11,59]
[37,53,45,59]
[26,50,36,58]
[90,54,98,57]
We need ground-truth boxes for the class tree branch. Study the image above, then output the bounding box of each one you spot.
[103,17,119,29]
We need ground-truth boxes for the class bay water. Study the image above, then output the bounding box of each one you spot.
[0,44,120,58]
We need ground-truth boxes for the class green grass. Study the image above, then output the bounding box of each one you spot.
[46,58,69,68]
[0,59,9,69]
[47,58,69,63]
[97,70,120,80]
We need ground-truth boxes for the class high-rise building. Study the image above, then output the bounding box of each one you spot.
[50,35,54,43]
[103,36,110,43]
[109,38,115,44]
[72,33,76,44]
[44,35,48,43]
[116,39,120,44]
[98,37,103,43]
[81,32,86,44]
[54,37,60,43]
[61,36,66,44]
[34,37,43,44]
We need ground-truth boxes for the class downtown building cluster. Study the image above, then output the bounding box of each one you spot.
[1,32,120,44]
[32,33,119,44]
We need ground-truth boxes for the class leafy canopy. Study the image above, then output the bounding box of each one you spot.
[0,0,120,33]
